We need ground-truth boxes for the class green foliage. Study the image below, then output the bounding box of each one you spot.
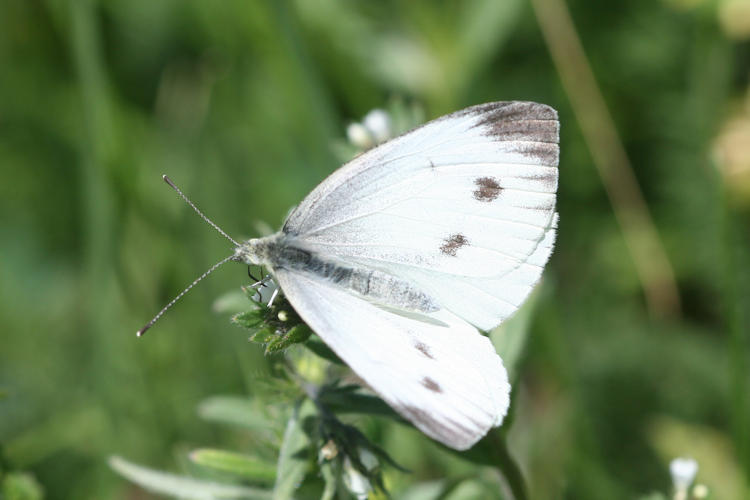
[2,0,750,498]
[233,291,313,355]
[109,456,273,500]
[197,396,276,430]
[110,365,409,499]
[272,399,316,500]
[107,291,413,499]
[189,449,277,483]
[1,473,44,500]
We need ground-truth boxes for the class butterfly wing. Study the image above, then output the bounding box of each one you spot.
[274,268,510,450]
[283,101,559,331]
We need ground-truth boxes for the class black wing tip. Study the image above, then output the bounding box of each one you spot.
[461,101,560,150]
[499,101,558,120]
[458,101,558,122]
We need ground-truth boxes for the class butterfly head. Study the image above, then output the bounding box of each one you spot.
[234,235,279,266]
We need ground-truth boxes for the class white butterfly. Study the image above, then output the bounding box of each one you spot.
[142,101,559,451]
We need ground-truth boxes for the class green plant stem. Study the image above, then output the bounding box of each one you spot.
[529,0,681,319]
[721,193,750,487]
[487,431,528,500]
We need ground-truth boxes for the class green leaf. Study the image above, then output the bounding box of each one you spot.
[1,472,44,500]
[109,456,272,500]
[286,325,312,344]
[319,461,338,500]
[304,337,345,365]
[250,329,275,344]
[272,399,316,500]
[441,478,494,500]
[317,385,403,421]
[395,480,447,500]
[189,449,276,483]
[265,325,312,354]
[233,310,266,330]
[197,396,278,431]
[214,290,257,315]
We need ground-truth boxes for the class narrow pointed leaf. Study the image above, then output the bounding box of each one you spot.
[214,290,255,314]
[251,329,275,344]
[319,461,337,500]
[304,337,344,365]
[233,311,266,330]
[109,456,272,500]
[265,325,312,354]
[197,396,277,431]
[189,449,277,483]
[317,386,403,421]
[272,399,316,500]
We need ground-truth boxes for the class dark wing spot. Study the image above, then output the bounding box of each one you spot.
[421,377,442,393]
[473,177,502,202]
[414,341,434,359]
[440,233,468,256]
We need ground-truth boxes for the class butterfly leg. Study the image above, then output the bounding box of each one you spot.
[248,267,272,288]
[247,266,259,282]
[267,286,280,307]
[248,270,277,303]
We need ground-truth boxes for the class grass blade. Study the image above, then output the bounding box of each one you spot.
[190,448,276,483]
[109,456,272,499]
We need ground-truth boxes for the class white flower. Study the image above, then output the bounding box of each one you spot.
[342,449,379,500]
[347,109,393,150]
[342,456,370,500]
[358,448,378,470]
[692,483,709,499]
[362,109,392,144]
[670,457,698,492]
[346,122,373,150]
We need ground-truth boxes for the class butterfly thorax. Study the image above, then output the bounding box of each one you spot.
[235,233,440,314]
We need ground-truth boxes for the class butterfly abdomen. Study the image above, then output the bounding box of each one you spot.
[271,241,439,314]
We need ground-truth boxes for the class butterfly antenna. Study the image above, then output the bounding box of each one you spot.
[162,175,240,246]
[137,254,237,337]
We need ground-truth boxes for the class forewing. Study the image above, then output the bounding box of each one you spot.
[274,268,510,450]
[283,101,559,330]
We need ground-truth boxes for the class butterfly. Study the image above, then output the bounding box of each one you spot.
[140,101,559,451]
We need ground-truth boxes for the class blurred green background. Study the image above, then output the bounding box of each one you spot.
[1,0,750,498]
